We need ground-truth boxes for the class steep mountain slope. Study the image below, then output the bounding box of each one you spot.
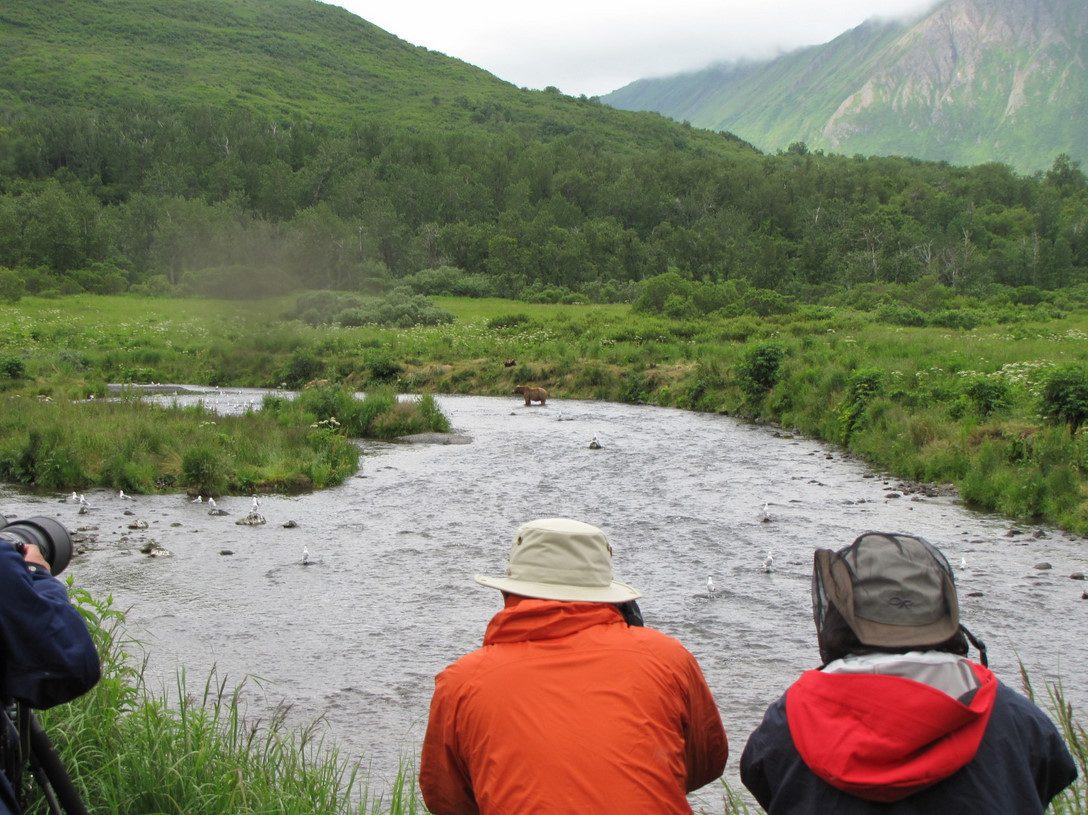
[602,0,1088,172]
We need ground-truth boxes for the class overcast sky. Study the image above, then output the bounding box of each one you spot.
[323,0,940,98]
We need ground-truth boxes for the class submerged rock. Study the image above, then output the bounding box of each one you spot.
[236,512,266,526]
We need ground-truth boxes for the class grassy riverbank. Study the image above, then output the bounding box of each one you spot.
[2,293,1088,532]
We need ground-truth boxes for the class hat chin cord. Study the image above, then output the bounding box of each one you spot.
[960,623,988,667]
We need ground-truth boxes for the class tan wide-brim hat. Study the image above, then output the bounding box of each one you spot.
[475,518,641,603]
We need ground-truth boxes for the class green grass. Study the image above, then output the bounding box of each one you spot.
[3,293,1088,532]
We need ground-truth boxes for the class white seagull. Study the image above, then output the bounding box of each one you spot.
[761,502,771,522]
[762,551,775,572]
[960,556,968,570]
[208,497,217,507]
[191,495,203,503]
[706,575,715,596]
[302,546,310,565]
[252,496,261,510]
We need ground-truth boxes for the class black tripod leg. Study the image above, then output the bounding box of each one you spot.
[26,753,64,815]
[27,713,89,815]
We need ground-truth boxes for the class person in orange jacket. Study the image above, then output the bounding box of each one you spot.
[419,518,728,814]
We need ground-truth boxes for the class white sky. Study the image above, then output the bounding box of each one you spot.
[323,0,940,97]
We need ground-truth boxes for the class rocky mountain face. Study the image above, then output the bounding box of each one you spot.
[602,0,1087,172]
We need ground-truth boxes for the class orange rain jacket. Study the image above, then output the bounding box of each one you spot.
[419,596,728,815]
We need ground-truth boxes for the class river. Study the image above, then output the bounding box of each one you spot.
[3,389,1086,812]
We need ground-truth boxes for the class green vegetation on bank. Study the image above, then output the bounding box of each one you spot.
[0,294,451,495]
[2,292,1088,533]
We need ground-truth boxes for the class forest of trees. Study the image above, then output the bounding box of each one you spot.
[3,101,1086,310]
[2,0,1087,312]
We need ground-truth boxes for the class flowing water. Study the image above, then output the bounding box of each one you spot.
[4,389,1087,812]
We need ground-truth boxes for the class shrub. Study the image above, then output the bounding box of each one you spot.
[369,356,402,383]
[737,342,787,399]
[0,357,26,379]
[840,368,886,443]
[0,267,25,302]
[283,350,326,388]
[181,446,229,496]
[1040,365,1088,431]
[964,376,1013,417]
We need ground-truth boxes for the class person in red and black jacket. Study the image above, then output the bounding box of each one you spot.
[740,532,1076,814]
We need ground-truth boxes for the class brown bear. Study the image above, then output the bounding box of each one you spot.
[513,385,548,406]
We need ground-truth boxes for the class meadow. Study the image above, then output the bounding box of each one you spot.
[2,293,1087,532]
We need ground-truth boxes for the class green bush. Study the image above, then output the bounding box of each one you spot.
[181,446,229,496]
[737,341,787,399]
[0,357,26,378]
[840,368,886,443]
[369,356,402,383]
[964,376,1013,417]
[1040,365,1088,431]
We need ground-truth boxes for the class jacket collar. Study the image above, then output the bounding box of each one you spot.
[483,596,625,646]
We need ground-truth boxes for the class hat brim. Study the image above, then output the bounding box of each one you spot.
[475,574,641,603]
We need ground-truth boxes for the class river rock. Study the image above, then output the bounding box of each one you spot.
[1070,572,1086,581]
[236,512,266,526]
[139,541,172,557]
[283,520,298,528]
[128,519,149,530]
[208,507,229,516]
[1034,562,1052,570]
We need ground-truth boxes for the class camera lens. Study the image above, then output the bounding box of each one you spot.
[0,516,73,574]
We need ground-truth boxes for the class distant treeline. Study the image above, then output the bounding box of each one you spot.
[1,102,1087,307]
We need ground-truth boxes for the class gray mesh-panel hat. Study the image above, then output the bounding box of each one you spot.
[813,532,960,649]
[475,518,641,603]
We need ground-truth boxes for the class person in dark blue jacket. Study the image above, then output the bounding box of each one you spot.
[1,537,100,815]
[740,531,1077,814]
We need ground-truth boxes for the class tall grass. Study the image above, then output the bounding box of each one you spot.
[30,587,426,815]
[0,385,449,495]
[1021,665,1088,815]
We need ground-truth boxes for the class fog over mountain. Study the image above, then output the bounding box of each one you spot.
[602,0,1088,172]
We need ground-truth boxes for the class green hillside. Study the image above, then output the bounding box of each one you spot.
[0,0,1086,309]
[0,0,744,152]
[603,0,1088,174]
